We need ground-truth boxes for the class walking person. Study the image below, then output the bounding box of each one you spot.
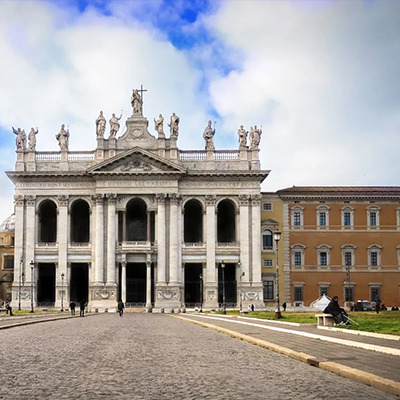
[79,299,85,317]
[69,300,76,315]
[375,294,381,314]
[117,300,124,317]
[5,300,13,316]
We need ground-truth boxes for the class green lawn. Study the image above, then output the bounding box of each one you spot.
[214,310,400,336]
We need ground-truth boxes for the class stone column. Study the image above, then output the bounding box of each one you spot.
[122,210,127,242]
[57,195,69,308]
[239,195,250,283]
[204,195,218,309]
[169,194,179,284]
[121,261,126,303]
[106,194,117,286]
[94,194,104,285]
[146,258,152,311]
[146,211,151,243]
[156,194,166,284]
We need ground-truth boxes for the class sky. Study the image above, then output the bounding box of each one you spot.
[1,0,400,224]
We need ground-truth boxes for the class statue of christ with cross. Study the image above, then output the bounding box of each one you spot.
[131,85,147,116]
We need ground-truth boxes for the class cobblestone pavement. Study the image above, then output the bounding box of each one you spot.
[0,314,395,400]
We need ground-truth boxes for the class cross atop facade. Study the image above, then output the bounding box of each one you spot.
[138,84,147,114]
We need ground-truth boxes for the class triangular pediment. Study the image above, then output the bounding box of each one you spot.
[87,147,186,175]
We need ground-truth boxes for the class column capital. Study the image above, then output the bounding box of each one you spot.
[251,194,262,205]
[25,195,36,206]
[156,193,167,204]
[58,194,69,206]
[106,193,117,204]
[14,195,25,206]
[169,193,181,205]
[92,194,104,204]
[205,195,216,206]
[238,194,250,206]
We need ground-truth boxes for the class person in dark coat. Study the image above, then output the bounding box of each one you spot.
[374,295,381,314]
[69,300,76,315]
[79,300,85,317]
[324,296,349,325]
[117,300,124,317]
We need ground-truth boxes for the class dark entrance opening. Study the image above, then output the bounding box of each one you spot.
[218,263,237,307]
[126,263,146,305]
[37,263,55,306]
[184,263,202,307]
[217,200,236,243]
[184,200,203,243]
[70,263,89,303]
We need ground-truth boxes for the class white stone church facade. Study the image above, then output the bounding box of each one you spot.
[7,93,268,312]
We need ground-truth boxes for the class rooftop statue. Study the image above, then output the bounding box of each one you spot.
[56,124,69,151]
[131,89,142,116]
[109,113,122,139]
[203,120,215,151]
[250,125,262,150]
[154,114,165,138]
[238,125,248,149]
[12,127,26,151]
[96,111,106,138]
[28,127,38,151]
[168,113,179,138]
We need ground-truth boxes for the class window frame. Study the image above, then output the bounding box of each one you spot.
[341,206,354,228]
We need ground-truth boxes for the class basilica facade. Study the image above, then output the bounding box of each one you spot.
[7,93,268,312]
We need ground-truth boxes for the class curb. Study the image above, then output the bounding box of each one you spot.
[0,313,97,330]
[173,315,400,397]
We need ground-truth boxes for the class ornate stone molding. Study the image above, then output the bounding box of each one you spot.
[169,193,181,205]
[106,193,117,204]
[206,290,216,301]
[244,291,260,301]
[157,289,178,300]
[93,288,116,300]
[25,195,36,207]
[251,194,262,205]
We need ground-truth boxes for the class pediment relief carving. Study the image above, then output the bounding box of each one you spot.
[87,148,186,175]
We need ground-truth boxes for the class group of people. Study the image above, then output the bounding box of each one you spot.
[69,300,86,317]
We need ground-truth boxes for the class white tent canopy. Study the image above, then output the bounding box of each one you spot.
[310,294,331,311]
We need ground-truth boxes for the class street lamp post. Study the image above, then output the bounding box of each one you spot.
[61,273,65,312]
[346,259,351,309]
[221,261,226,314]
[199,273,203,312]
[30,261,34,313]
[273,231,282,319]
[239,271,245,313]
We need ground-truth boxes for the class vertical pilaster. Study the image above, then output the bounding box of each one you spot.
[251,195,263,290]
[106,194,117,286]
[169,194,179,284]
[156,194,166,284]
[204,195,218,309]
[58,195,69,277]
[239,195,250,283]
[94,194,104,284]
[25,195,36,275]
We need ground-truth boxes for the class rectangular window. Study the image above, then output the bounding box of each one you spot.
[320,287,329,297]
[294,252,302,266]
[344,212,351,226]
[370,287,380,302]
[319,212,326,226]
[4,256,14,270]
[370,252,378,266]
[293,212,301,226]
[370,212,377,226]
[263,281,274,300]
[263,203,272,211]
[345,286,354,302]
[263,259,273,267]
[344,252,352,266]
[294,287,303,302]
[320,252,327,266]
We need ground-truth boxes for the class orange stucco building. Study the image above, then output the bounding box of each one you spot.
[276,187,400,309]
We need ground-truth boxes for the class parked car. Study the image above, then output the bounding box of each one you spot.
[355,300,373,311]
